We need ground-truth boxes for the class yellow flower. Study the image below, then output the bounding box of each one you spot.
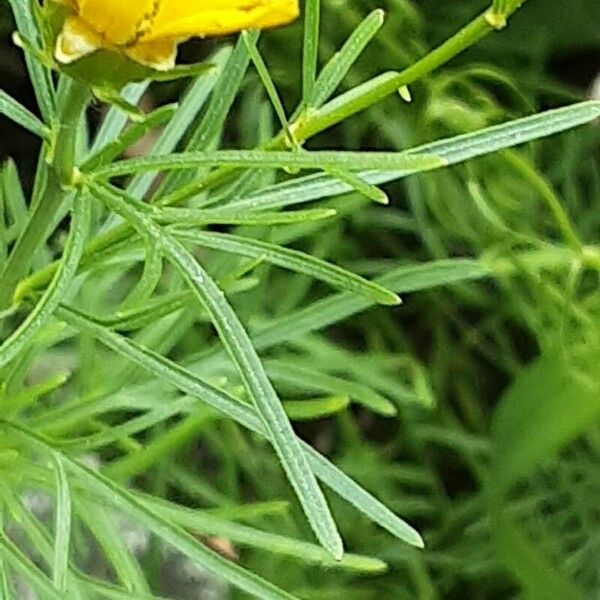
[53,0,299,71]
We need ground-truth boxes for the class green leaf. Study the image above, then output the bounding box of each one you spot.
[284,396,351,421]
[51,453,72,594]
[267,360,397,417]
[250,258,490,351]
[7,0,56,122]
[0,192,91,368]
[243,31,296,148]
[92,148,443,179]
[57,397,197,451]
[82,104,177,172]
[118,239,163,311]
[323,168,388,204]
[75,503,152,595]
[89,181,344,560]
[0,90,48,139]
[302,0,321,102]
[173,229,400,305]
[55,302,423,548]
[311,9,384,108]
[3,421,299,600]
[159,207,336,226]
[127,46,232,200]
[490,502,585,600]
[0,533,62,600]
[157,36,254,196]
[227,102,600,214]
[491,347,600,493]
[135,493,386,572]
[413,101,600,166]
[89,83,148,154]
[2,159,28,239]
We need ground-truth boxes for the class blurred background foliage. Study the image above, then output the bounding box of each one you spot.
[1,0,599,598]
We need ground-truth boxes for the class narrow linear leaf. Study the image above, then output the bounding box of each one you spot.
[0,533,62,600]
[243,31,296,147]
[2,421,298,600]
[119,240,163,311]
[82,104,177,172]
[90,181,344,559]
[250,258,491,352]
[2,159,28,237]
[75,502,152,595]
[159,207,336,226]
[312,9,384,107]
[0,192,91,368]
[284,396,351,421]
[0,90,48,138]
[174,229,400,306]
[266,360,397,416]
[325,167,388,204]
[135,493,386,573]
[56,303,424,548]
[158,37,253,195]
[89,82,148,154]
[51,453,71,594]
[93,149,443,179]
[6,0,55,122]
[128,46,232,200]
[57,397,197,451]
[302,0,321,102]
[98,102,600,182]
[411,100,600,165]
[224,102,600,213]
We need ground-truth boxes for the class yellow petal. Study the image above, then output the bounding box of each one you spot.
[139,0,300,41]
[55,15,102,64]
[124,38,179,71]
[76,0,158,45]
[52,0,299,71]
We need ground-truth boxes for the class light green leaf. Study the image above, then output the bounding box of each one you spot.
[56,302,423,548]
[173,229,400,305]
[0,192,91,368]
[89,181,344,560]
[3,421,299,600]
[51,453,71,594]
[491,347,600,493]
[0,90,48,139]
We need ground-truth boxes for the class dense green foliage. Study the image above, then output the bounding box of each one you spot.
[0,1,599,598]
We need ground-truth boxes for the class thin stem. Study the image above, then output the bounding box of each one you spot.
[292,2,528,142]
[0,78,90,309]
[504,151,583,251]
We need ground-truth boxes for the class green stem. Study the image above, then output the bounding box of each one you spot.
[0,78,90,309]
[292,2,528,142]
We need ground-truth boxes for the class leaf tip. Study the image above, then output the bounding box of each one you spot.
[380,401,398,417]
[374,191,390,204]
[398,85,412,103]
[383,292,402,306]
[330,540,345,562]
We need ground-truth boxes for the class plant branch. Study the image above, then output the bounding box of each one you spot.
[0,78,90,310]
[291,1,529,142]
